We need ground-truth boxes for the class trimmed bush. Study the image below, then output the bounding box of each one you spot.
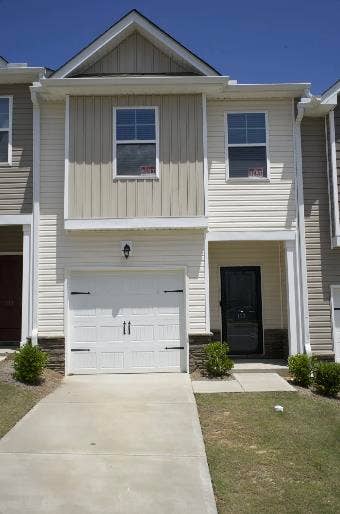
[13,342,48,385]
[313,361,340,397]
[288,353,316,387]
[204,341,234,377]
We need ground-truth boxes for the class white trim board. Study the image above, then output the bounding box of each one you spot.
[52,10,220,78]
[330,285,340,362]
[112,106,160,180]
[224,111,270,182]
[65,217,208,231]
[0,214,32,225]
[207,231,296,242]
[0,95,13,166]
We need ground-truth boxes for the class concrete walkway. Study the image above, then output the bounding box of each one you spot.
[192,372,295,393]
[0,374,217,514]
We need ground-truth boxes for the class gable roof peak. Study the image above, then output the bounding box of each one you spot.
[52,9,220,78]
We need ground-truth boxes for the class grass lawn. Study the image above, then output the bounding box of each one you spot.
[0,382,41,438]
[196,392,340,514]
[0,356,62,438]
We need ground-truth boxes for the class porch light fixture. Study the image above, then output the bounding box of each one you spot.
[121,240,133,259]
[123,243,131,259]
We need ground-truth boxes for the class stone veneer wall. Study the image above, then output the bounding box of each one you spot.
[38,338,65,374]
[189,329,289,371]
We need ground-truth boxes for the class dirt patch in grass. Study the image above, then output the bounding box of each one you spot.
[0,356,62,438]
[196,391,340,514]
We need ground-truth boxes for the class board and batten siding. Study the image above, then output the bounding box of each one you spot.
[39,102,207,336]
[301,117,340,356]
[209,241,287,332]
[207,99,296,231]
[78,31,195,76]
[0,84,33,214]
[68,94,204,218]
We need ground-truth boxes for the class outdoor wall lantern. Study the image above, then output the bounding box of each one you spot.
[121,241,133,259]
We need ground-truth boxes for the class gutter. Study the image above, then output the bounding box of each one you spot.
[294,99,312,355]
[30,91,40,345]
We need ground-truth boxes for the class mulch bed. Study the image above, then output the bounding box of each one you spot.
[0,355,63,400]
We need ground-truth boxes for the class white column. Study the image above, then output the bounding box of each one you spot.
[21,224,31,344]
[204,232,210,334]
[285,239,300,355]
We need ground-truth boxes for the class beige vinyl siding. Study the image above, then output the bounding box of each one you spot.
[334,98,340,220]
[209,241,287,332]
[69,94,204,218]
[0,84,32,214]
[301,117,340,355]
[39,102,207,336]
[79,31,196,76]
[207,99,296,231]
[0,226,23,253]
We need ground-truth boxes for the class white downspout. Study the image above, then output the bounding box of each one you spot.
[31,90,40,345]
[294,101,312,355]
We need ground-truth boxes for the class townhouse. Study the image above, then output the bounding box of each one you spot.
[0,57,44,347]
[26,10,311,374]
[4,10,339,373]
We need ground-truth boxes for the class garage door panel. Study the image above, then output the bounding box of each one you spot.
[69,271,185,374]
[99,352,125,370]
[158,350,181,368]
[70,351,97,373]
[99,325,124,342]
[72,325,97,342]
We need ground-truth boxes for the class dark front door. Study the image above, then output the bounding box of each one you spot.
[221,266,263,355]
[0,255,22,342]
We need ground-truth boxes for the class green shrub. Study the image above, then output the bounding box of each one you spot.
[313,361,340,397]
[204,341,234,377]
[288,353,316,387]
[13,343,48,384]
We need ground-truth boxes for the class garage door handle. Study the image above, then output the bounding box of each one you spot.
[71,291,91,295]
[165,346,184,350]
[163,289,183,293]
[71,349,90,352]
[128,321,131,335]
[123,321,126,335]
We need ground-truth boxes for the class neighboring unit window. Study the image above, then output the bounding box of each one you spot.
[0,97,11,164]
[226,113,268,179]
[115,108,158,177]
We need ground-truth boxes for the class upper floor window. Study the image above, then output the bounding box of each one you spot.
[0,96,12,165]
[113,107,159,178]
[226,112,268,179]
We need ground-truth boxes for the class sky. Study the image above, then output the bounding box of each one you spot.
[1,0,340,93]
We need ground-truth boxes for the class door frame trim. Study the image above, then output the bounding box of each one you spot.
[220,265,264,356]
[64,266,189,376]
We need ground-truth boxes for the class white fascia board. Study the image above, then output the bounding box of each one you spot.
[0,67,45,84]
[31,76,229,100]
[65,217,208,231]
[214,83,311,100]
[321,80,340,104]
[207,230,296,241]
[0,214,32,225]
[52,11,220,78]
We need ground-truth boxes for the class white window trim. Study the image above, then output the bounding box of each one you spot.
[0,95,13,166]
[112,106,160,180]
[224,111,270,182]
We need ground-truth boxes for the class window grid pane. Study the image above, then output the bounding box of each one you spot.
[117,143,156,176]
[228,113,266,145]
[116,108,156,142]
[228,146,267,179]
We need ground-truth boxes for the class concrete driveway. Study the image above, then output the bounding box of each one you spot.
[0,374,217,514]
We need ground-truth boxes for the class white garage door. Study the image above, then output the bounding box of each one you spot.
[68,271,186,374]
